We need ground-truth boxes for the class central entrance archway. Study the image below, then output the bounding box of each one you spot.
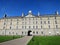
[28,30,32,36]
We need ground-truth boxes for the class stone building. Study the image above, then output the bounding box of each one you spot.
[0,10,60,36]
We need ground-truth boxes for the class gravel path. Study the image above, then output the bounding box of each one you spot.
[0,36,33,45]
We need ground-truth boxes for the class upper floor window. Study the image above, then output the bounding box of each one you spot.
[41,21,42,24]
[3,26,5,29]
[48,21,50,24]
[36,18,37,20]
[29,26,31,29]
[33,22,34,24]
[22,18,24,20]
[11,19,12,22]
[10,26,11,29]
[10,22,12,25]
[29,18,31,20]
[22,22,24,24]
[56,25,58,28]
[41,25,42,29]
[36,21,37,24]
[40,17,42,20]
[16,26,18,29]
[55,21,57,24]
[33,18,34,20]
[55,17,56,19]
[4,22,6,25]
[17,19,18,21]
[22,26,24,29]
[49,25,50,29]
[25,26,26,29]
[33,26,35,29]
[36,26,38,29]
[48,17,49,20]
[44,21,46,24]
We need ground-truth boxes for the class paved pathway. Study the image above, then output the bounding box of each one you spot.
[0,36,33,45]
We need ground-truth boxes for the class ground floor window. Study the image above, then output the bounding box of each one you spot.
[22,31,23,35]
[36,31,38,34]
[41,31,43,34]
[33,31,35,34]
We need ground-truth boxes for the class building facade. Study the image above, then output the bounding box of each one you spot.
[0,10,60,36]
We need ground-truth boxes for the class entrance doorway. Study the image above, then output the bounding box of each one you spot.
[28,30,32,36]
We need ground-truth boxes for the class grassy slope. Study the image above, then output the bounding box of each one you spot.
[0,35,22,43]
[28,36,60,45]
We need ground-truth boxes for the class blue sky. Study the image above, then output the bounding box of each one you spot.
[0,0,60,18]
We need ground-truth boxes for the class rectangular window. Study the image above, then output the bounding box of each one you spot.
[29,26,31,29]
[41,25,42,29]
[49,25,50,29]
[41,31,43,34]
[4,22,6,25]
[55,17,56,19]
[36,21,37,24]
[25,26,26,29]
[36,31,38,34]
[22,18,24,20]
[9,32,11,34]
[33,22,34,24]
[22,22,24,24]
[36,26,38,29]
[44,21,46,24]
[41,21,42,24]
[10,26,11,29]
[40,17,42,20]
[36,18,37,20]
[10,22,12,25]
[48,21,50,24]
[29,18,30,20]
[55,21,57,24]
[48,17,49,20]
[3,26,5,29]
[33,31,35,34]
[16,26,18,29]
[56,25,58,28]
[25,22,26,24]
[33,18,34,20]
[22,32,23,34]
[17,19,18,21]
[11,19,12,21]
[22,26,24,29]
[33,26,35,29]
[17,22,18,25]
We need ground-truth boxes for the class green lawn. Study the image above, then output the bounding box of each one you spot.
[0,35,22,43]
[28,36,60,45]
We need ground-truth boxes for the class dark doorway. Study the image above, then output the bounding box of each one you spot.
[28,30,32,36]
